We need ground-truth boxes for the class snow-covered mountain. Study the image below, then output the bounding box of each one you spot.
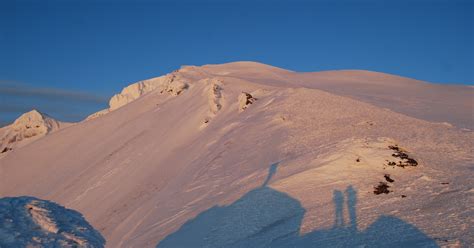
[0,110,70,157]
[0,62,472,247]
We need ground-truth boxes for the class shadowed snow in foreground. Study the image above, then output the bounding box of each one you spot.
[0,196,105,248]
[157,164,438,248]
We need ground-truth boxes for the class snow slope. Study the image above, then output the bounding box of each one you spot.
[0,196,105,247]
[0,62,472,247]
[294,70,474,130]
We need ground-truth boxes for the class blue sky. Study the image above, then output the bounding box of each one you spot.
[0,0,473,125]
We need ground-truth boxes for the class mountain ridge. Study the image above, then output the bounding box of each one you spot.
[86,61,472,129]
[0,62,472,247]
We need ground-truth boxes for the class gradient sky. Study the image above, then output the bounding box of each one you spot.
[1,0,473,125]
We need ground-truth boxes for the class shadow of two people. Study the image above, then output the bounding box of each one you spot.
[157,163,438,248]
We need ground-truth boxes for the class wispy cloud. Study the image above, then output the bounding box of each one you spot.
[0,104,33,114]
[0,81,108,104]
[0,81,110,125]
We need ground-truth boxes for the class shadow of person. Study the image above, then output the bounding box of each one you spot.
[262,162,279,187]
[157,162,305,248]
[156,163,439,248]
[345,185,357,232]
[294,186,438,248]
[333,190,344,228]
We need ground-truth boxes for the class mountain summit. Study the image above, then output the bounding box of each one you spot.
[0,62,472,247]
[0,110,69,155]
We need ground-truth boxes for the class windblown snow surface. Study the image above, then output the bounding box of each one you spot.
[1,62,473,247]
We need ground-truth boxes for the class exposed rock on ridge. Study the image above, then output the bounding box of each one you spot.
[238,92,257,112]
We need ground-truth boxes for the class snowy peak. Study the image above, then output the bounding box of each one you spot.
[1,110,66,154]
[11,109,60,134]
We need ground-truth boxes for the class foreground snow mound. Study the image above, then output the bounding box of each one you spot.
[0,110,67,155]
[0,196,105,248]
